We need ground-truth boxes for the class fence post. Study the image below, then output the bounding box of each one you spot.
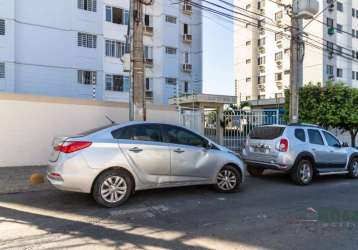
[276,109,280,124]
[216,105,224,145]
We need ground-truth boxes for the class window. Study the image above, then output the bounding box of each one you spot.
[327,41,334,52]
[165,47,177,54]
[337,68,343,77]
[352,29,355,37]
[145,78,153,91]
[78,70,96,85]
[336,46,342,55]
[356,72,358,80]
[356,10,358,18]
[0,19,5,35]
[246,41,251,46]
[105,74,129,92]
[144,46,153,59]
[275,52,283,61]
[326,65,334,75]
[112,124,162,142]
[275,11,283,21]
[275,32,283,41]
[183,52,190,64]
[352,71,356,80]
[336,1,343,12]
[308,129,324,145]
[323,131,341,147]
[295,129,306,142]
[105,40,126,58]
[165,15,177,24]
[275,72,282,81]
[284,70,290,75]
[275,93,283,98]
[246,96,251,100]
[257,0,264,9]
[246,77,251,82]
[78,33,97,48]
[353,8,356,17]
[106,6,129,25]
[258,76,265,84]
[250,126,285,140]
[144,14,153,27]
[184,81,189,93]
[166,78,177,85]
[183,23,190,35]
[246,4,251,10]
[246,59,251,64]
[327,18,334,27]
[258,56,265,65]
[336,24,342,33]
[163,125,207,147]
[258,38,265,46]
[0,63,4,78]
[258,95,265,99]
[78,0,97,12]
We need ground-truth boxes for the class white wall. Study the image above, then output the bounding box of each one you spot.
[0,93,178,167]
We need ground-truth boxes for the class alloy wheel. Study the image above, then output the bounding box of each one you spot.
[352,160,358,177]
[100,176,128,203]
[299,163,312,184]
[217,169,237,191]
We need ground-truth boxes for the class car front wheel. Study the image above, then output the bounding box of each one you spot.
[290,159,313,185]
[215,165,241,193]
[92,169,133,207]
[348,158,358,178]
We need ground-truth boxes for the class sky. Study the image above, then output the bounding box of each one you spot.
[202,10,235,96]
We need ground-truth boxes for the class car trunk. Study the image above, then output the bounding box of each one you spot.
[245,126,285,163]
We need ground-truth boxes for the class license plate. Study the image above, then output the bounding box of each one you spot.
[254,147,268,153]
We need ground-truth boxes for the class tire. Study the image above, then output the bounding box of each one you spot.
[92,169,133,208]
[214,165,242,193]
[290,159,314,185]
[347,158,358,178]
[247,165,264,177]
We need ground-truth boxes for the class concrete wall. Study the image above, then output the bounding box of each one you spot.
[0,93,178,167]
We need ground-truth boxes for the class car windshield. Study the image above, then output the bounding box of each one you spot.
[250,126,285,140]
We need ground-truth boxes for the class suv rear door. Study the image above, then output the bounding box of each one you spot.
[245,126,285,163]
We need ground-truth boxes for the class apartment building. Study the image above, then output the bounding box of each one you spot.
[0,0,202,104]
[234,0,358,103]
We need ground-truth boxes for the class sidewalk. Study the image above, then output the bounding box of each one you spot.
[0,165,51,194]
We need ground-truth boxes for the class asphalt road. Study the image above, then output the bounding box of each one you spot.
[0,172,358,250]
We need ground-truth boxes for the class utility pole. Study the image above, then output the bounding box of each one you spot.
[289,17,304,123]
[288,0,319,123]
[129,0,146,121]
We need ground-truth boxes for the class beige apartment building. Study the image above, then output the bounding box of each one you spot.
[234,0,358,103]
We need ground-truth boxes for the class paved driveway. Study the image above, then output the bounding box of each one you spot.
[0,172,357,250]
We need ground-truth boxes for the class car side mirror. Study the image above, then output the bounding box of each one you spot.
[342,142,349,147]
[203,140,212,149]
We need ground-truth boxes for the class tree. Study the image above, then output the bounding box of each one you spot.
[285,83,358,147]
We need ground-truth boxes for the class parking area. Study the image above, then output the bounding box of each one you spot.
[1,172,358,250]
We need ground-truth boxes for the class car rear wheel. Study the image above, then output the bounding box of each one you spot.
[92,169,133,207]
[215,165,241,193]
[348,158,358,178]
[247,165,264,177]
[290,159,313,185]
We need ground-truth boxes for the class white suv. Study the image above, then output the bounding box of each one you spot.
[242,124,358,185]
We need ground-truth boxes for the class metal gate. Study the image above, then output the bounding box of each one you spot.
[179,109,285,152]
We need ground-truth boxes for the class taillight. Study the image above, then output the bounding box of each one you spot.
[279,138,289,152]
[55,141,92,154]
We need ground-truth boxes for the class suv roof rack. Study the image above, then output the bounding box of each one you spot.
[288,123,321,128]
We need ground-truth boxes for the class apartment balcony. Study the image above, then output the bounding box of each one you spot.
[144,58,153,67]
[182,63,192,73]
[183,2,192,15]
[183,34,192,43]
[144,26,154,36]
[258,65,265,72]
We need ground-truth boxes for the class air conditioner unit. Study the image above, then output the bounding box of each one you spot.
[276,60,282,65]
[259,28,265,36]
[259,9,265,15]
[144,58,153,67]
[275,81,283,87]
[182,64,192,72]
[183,3,192,15]
[259,46,265,53]
[276,40,282,48]
[258,84,265,91]
[183,34,192,42]
[258,65,265,72]
[143,26,154,36]
[276,19,283,27]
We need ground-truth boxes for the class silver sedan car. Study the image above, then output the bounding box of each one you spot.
[48,121,246,207]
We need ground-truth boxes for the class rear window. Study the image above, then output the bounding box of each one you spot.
[77,124,114,136]
[249,126,285,140]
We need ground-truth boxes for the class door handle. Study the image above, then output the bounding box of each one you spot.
[173,148,185,154]
[129,147,143,153]
[312,148,316,151]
